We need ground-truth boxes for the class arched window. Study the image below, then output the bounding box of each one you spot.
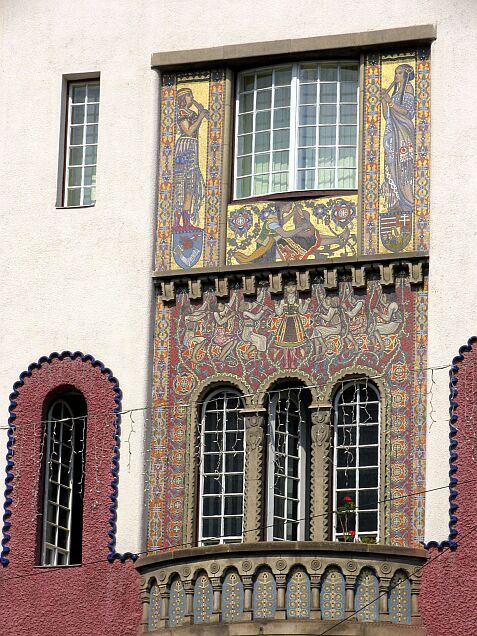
[267,386,309,541]
[332,380,380,542]
[41,393,87,565]
[199,389,245,545]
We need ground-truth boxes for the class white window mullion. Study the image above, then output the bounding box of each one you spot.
[335,65,341,189]
[288,64,299,192]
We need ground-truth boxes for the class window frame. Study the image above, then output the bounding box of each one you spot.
[233,60,360,201]
[198,388,246,546]
[331,379,381,543]
[62,79,100,208]
[266,388,309,542]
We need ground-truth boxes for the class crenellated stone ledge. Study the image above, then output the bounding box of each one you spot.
[136,541,427,634]
[153,255,428,302]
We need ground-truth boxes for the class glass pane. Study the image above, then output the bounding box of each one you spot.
[225,453,244,472]
[275,496,285,517]
[87,103,100,123]
[239,92,254,113]
[273,108,290,128]
[46,523,56,544]
[239,73,254,93]
[286,521,298,540]
[237,134,253,155]
[359,468,378,488]
[84,145,97,165]
[237,155,252,177]
[360,401,379,423]
[236,176,251,198]
[340,82,358,102]
[298,126,315,146]
[255,111,271,131]
[58,506,69,528]
[299,105,316,125]
[339,125,357,145]
[320,65,338,81]
[254,153,270,174]
[68,167,82,187]
[238,113,253,134]
[297,169,315,190]
[338,147,356,168]
[69,146,83,166]
[273,129,290,150]
[320,83,337,103]
[360,446,378,467]
[337,169,355,188]
[274,518,284,539]
[256,90,272,110]
[318,147,336,167]
[87,83,100,102]
[337,469,356,489]
[204,454,221,473]
[257,70,272,89]
[337,425,356,446]
[47,503,57,523]
[274,67,292,86]
[319,126,336,145]
[203,496,221,516]
[338,447,356,468]
[287,499,298,519]
[319,104,337,124]
[225,474,243,493]
[71,105,84,124]
[340,103,357,124]
[360,425,379,445]
[72,84,86,103]
[287,457,299,477]
[84,166,96,186]
[67,188,81,206]
[358,511,378,532]
[203,475,221,494]
[224,517,242,537]
[274,86,291,108]
[204,433,220,453]
[359,490,378,510]
[286,479,299,499]
[299,84,317,104]
[272,150,289,172]
[70,126,84,145]
[340,65,359,82]
[271,172,288,192]
[203,517,220,538]
[85,124,98,144]
[225,496,243,515]
[225,432,243,451]
[298,148,315,169]
[57,528,68,549]
[317,169,335,188]
[255,131,270,153]
[83,187,93,205]
[299,64,318,82]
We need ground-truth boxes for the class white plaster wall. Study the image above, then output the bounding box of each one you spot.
[1,0,476,549]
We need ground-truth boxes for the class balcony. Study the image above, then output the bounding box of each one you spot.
[136,541,427,635]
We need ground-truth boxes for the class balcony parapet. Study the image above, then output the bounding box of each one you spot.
[136,541,427,634]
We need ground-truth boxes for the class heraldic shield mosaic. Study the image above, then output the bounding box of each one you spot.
[148,276,427,552]
[156,70,227,271]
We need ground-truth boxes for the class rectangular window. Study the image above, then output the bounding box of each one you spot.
[63,80,100,207]
[234,62,359,199]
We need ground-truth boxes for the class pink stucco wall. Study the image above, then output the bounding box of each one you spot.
[420,338,477,635]
[0,353,141,635]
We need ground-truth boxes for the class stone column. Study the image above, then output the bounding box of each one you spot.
[159,584,170,626]
[345,575,357,617]
[379,580,390,622]
[211,577,222,623]
[309,403,332,542]
[275,574,287,619]
[242,408,266,543]
[243,575,254,620]
[140,587,151,632]
[310,574,321,619]
[184,581,194,625]
[411,579,421,622]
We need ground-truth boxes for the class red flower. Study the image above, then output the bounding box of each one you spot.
[348,530,356,537]
[343,496,353,503]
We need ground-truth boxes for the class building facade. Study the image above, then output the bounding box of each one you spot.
[1,1,476,635]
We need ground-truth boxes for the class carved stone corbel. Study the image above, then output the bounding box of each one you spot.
[188,279,202,300]
[324,268,338,290]
[241,407,266,543]
[295,269,311,292]
[406,260,424,285]
[379,263,395,287]
[214,277,229,298]
[161,280,175,302]
[242,275,256,295]
[308,403,332,542]
[269,272,283,294]
[351,266,366,288]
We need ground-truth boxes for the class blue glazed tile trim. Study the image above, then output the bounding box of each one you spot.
[424,336,477,551]
[1,350,138,566]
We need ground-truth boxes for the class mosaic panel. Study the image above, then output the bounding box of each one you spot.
[355,568,379,622]
[148,275,427,550]
[149,583,161,631]
[226,196,357,265]
[361,48,430,255]
[156,70,227,272]
[193,574,213,623]
[169,578,186,627]
[389,571,412,624]
[253,570,277,619]
[222,571,244,622]
[286,568,311,619]
[320,567,345,620]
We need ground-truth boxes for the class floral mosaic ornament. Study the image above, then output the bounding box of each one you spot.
[148,583,161,630]
[389,571,412,624]
[193,574,213,623]
[169,578,186,627]
[355,568,379,622]
[226,196,358,265]
[222,571,244,622]
[320,567,345,620]
[253,569,277,619]
[286,568,311,619]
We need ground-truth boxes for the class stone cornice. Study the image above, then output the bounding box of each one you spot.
[153,254,428,301]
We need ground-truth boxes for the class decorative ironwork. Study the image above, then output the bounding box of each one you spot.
[222,571,244,622]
